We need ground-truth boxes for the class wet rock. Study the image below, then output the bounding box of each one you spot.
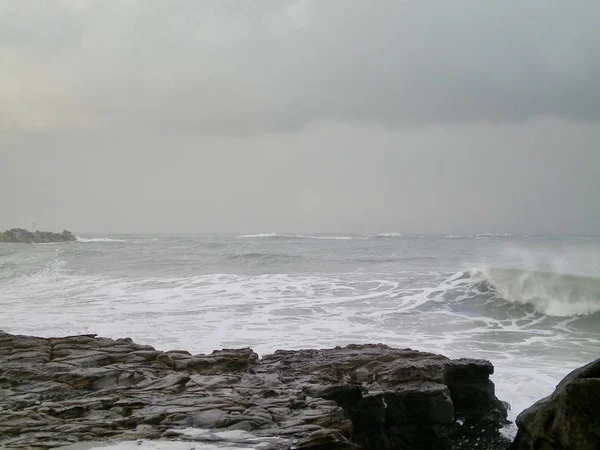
[0,332,509,449]
[291,428,359,449]
[186,348,259,374]
[510,358,600,450]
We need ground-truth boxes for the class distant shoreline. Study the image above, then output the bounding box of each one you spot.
[0,228,76,243]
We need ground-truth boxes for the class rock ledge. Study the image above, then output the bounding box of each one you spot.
[0,331,510,449]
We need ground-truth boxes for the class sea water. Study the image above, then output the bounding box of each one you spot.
[2,233,599,443]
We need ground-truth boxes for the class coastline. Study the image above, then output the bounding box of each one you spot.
[0,331,510,449]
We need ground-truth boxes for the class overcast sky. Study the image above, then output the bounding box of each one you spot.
[1,1,599,234]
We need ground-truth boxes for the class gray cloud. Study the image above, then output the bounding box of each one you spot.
[1,120,599,234]
[1,2,599,235]
[1,0,599,133]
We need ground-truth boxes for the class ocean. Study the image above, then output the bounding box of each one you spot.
[1,233,599,441]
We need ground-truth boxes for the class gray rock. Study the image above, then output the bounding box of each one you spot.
[510,358,600,450]
[0,332,509,449]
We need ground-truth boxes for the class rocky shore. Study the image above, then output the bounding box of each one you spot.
[510,357,600,450]
[0,331,511,449]
[0,228,76,243]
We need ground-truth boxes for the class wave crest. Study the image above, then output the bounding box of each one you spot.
[370,232,404,238]
[236,233,354,240]
[76,237,128,243]
[447,268,600,317]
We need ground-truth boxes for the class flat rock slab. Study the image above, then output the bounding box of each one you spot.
[0,331,510,449]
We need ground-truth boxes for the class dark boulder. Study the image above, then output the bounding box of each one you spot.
[264,344,510,449]
[510,358,600,450]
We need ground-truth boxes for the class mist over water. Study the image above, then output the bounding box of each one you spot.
[1,233,599,438]
[2,3,599,448]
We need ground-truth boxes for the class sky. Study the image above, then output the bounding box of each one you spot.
[1,0,599,235]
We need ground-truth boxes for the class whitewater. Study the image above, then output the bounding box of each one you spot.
[1,233,599,441]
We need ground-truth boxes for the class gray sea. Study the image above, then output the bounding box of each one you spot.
[2,232,600,442]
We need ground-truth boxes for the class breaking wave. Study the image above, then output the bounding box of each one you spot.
[76,237,128,243]
[237,233,407,240]
[370,233,404,238]
[237,233,354,240]
[444,268,600,317]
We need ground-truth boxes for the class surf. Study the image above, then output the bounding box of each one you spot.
[369,233,404,238]
[450,268,600,317]
[236,233,355,240]
[76,237,128,243]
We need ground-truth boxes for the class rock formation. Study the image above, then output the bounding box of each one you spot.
[0,228,76,243]
[0,331,510,449]
[510,358,600,450]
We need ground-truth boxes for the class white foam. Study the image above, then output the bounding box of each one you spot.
[370,232,404,238]
[237,233,355,240]
[481,268,600,316]
[1,257,596,430]
[0,265,408,354]
[76,237,128,243]
[493,362,578,434]
[298,234,354,240]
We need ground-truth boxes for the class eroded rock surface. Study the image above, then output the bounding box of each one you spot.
[0,331,509,449]
[510,358,600,450]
